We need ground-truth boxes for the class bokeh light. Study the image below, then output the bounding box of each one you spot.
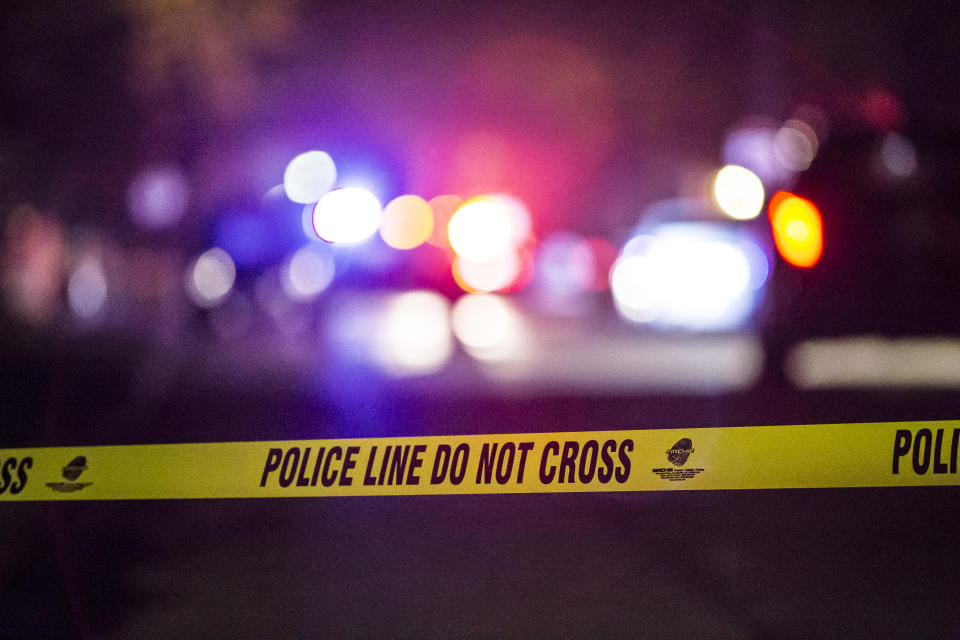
[610,251,659,324]
[282,244,335,301]
[537,232,595,299]
[501,245,536,293]
[723,123,793,187]
[769,193,823,268]
[374,290,453,376]
[3,207,64,324]
[861,89,904,131]
[773,119,819,172]
[879,132,917,178]
[186,247,236,308]
[67,256,108,320]
[312,187,382,244]
[447,195,517,261]
[283,151,337,204]
[452,251,521,293]
[127,164,190,230]
[451,293,527,361]
[493,193,533,246]
[713,165,765,220]
[301,203,320,241]
[610,225,764,330]
[427,195,462,247]
[412,35,615,214]
[379,194,434,250]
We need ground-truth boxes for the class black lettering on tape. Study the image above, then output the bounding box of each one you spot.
[495,442,515,485]
[296,447,312,486]
[377,446,391,485]
[431,444,450,484]
[952,429,960,474]
[322,447,342,487]
[279,448,300,487]
[579,440,599,483]
[892,430,911,474]
[539,441,559,484]
[558,441,578,483]
[0,457,14,493]
[598,439,617,483]
[261,448,282,487]
[913,429,932,475]
[616,439,633,483]
[450,443,468,485]
[516,442,534,484]
[406,445,426,485]
[934,430,949,474]
[364,446,379,486]
[477,443,497,484]
[311,447,326,486]
[387,445,410,486]
[340,446,359,486]
[11,457,31,494]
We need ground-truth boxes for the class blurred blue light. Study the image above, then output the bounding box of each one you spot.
[324,141,404,204]
[213,211,277,268]
[214,197,303,269]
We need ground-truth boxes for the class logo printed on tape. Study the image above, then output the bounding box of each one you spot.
[652,438,704,482]
[666,438,695,467]
[46,456,93,493]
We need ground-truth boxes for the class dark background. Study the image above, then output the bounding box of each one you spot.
[3,1,960,637]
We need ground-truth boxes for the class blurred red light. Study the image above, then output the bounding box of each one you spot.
[769,193,823,268]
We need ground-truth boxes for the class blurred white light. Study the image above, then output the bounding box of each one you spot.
[611,225,763,331]
[448,197,515,261]
[312,187,382,244]
[186,247,235,308]
[713,165,765,220]
[301,203,319,241]
[127,164,190,229]
[375,291,453,376]
[480,334,763,392]
[773,119,819,172]
[283,151,337,204]
[610,254,661,323]
[490,193,532,246]
[879,132,917,178]
[282,244,335,300]
[67,256,107,320]
[451,293,527,361]
[453,251,520,293]
[788,337,960,389]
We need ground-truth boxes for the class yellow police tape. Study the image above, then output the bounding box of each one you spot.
[1,421,958,500]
